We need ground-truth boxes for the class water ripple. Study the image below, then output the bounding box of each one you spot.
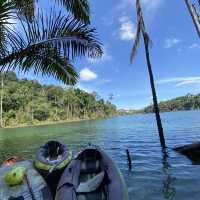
[0,111,200,199]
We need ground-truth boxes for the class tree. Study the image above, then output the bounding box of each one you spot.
[13,0,90,23]
[130,0,166,148]
[184,0,200,38]
[0,73,4,127]
[0,0,103,85]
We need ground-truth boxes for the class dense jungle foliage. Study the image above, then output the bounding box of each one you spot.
[0,72,117,127]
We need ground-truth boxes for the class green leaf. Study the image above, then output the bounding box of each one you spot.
[0,10,103,84]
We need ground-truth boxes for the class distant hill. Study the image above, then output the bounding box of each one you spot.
[118,109,143,115]
[144,93,200,113]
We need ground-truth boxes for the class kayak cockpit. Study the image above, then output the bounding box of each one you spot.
[34,141,72,197]
[56,147,129,200]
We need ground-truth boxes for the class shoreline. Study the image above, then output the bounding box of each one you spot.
[2,118,93,129]
[2,110,199,129]
[1,115,117,129]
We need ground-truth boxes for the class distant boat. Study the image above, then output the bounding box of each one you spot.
[0,158,52,200]
[34,140,72,195]
[56,146,129,200]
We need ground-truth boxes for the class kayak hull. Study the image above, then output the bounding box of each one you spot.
[56,146,129,200]
[0,160,52,200]
[174,142,200,164]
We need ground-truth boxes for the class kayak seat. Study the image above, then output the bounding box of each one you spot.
[80,160,100,174]
[77,159,107,200]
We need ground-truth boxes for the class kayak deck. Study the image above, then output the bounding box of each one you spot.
[56,147,129,200]
[0,161,52,200]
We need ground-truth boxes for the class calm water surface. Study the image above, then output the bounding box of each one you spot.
[0,111,200,199]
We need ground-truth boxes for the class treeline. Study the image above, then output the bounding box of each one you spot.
[0,72,117,127]
[144,93,200,113]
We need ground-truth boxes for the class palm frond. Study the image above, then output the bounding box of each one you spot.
[0,10,103,84]
[0,45,78,84]
[130,0,148,63]
[18,11,102,59]
[54,0,90,23]
[12,0,35,21]
[0,1,16,56]
[130,20,141,63]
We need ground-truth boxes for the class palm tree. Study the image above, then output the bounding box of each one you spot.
[0,1,103,85]
[0,73,3,127]
[184,0,200,38]
[12,0,90,23]
[130,0,166,148]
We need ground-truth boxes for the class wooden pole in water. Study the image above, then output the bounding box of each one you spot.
[126,149,132,170]
[143,32,167,149]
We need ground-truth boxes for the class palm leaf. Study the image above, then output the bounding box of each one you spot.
[54,0,90,23]
[130,0,147,63]
[0,1,16,56]
[0,44,78,84]
[16,11,103,59]
[0,10,103,84]
[12,0,35,21]
[130,20,141,63]
[12,0,90,23]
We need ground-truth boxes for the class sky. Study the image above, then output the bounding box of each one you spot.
[16,0,200,109]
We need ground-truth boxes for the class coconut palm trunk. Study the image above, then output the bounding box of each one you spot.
[143,33,166,148]
[0,74,3,128]
[131,0,166,149]
[184,0,200,38]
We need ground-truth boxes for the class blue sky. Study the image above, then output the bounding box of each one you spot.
[17,0,200,109]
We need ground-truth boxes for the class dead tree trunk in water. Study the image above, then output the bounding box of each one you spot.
[131,0,167,149]
[143,33,166,149]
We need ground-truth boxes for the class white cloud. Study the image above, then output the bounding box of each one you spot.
[164,38,180,48]
[80,68,97,82]
[157,77,200,87]
[88,47,112,63]
[118,16,136,41]
[189,43,200,49]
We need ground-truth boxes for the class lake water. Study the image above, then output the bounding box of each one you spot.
[0,111,200,199]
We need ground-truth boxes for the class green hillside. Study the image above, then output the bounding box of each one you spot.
[144,94,200,113]
[0,72,117,127]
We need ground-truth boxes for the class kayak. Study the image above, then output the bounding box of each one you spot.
[56,146,129,200]
[34,140,72,173]
[34,140,72,196]
[0,159,52,200]
[174,142,200,163]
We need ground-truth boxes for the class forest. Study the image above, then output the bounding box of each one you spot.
[0,72,117,127]
[144,93,200,113]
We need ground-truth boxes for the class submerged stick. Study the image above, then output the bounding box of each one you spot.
[126,149,132,170]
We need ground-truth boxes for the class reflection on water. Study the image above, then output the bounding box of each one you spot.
[162,149,176,200]
[0,111,200,199]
